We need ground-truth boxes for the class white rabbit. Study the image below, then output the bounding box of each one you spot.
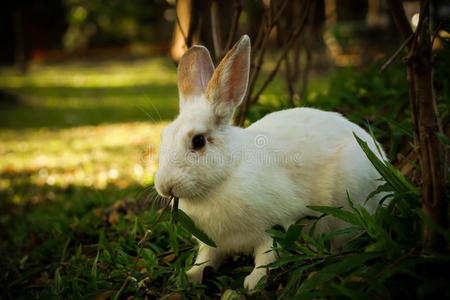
[154,35,386,290]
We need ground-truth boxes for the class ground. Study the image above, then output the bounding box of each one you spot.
[0,57,299,299]
[2,56,447,299]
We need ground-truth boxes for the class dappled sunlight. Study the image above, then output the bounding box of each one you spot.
[0,57,177,88]
[0,57,179,129]
[0,122,167,200]
[0,57,179,205]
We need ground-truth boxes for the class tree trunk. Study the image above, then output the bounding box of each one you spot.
[171,0,191,61]
[386,0,446,251]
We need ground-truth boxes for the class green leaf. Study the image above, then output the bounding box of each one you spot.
[354,133,420,196]
[365,182,393,204]
[168,222,179,256]
[286,224,304,244]
[88,250,100,290]
[329,281,371,299]
[324,227,361,239]
[437,132,449,145]
[416,209,450,243]
[367,122,384,157]
[307,205,361,227]
[54,268,62,295]
[142,248,158,272]
[364,240,387,252]
[381,117,413,138]
[297,252,379,294]
[265,255,309,268]
[176,209,217,248]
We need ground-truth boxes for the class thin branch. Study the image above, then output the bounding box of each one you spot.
[112,276,134,300]
[386,0,419,142]
[210,0,224,61]
[251,13,267,56]
[285,50,295,106]
[380,32,414,72]
[248,0,289,99]
[132,198,173,270]
[431,22,442,49]
[234,0,309,126]
[250,0,311,105]
[386,0,413,46]
[223,0,242,55]
[299,33,311,103]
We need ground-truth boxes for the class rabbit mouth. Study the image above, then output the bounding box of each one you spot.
[156,183,192,200]
[170,183,214,200]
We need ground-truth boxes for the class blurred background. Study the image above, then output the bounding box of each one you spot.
[1,0,448,189]
[0,0,449,298]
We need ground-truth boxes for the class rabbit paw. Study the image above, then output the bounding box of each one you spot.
[244,268,266,290]
[186,266,204,283]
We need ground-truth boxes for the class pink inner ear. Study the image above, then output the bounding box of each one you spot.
[178,46,214,100]
[205,36,250,106]
[228,60,247,104]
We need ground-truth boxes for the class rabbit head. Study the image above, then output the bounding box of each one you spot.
[154,35,250,200]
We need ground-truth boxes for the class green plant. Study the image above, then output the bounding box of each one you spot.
[256,134,449,299]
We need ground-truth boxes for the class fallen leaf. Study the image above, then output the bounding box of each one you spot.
[307,271,317,279]
[108,211,119,225]
[93,290,115,300]
[94,208,102,218]
[160,253,176,264]
[348,276,365,283]
[159,293,183,300]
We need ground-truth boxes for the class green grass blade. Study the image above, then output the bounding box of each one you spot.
[177,209,217,248]
[354,133,420,196]
[307,205,362,227]
[297,252,379,294]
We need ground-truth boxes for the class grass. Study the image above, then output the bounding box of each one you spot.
[0,58,178,128]
[1,54,448,299]
[0,56,306,299]
[0,57,180,299]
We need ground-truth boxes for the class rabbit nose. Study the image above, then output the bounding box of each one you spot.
[156,182,173,198]
[154,174,173,198]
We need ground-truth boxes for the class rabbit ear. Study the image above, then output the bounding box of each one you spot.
[205,35,250,124]
[178,45,215,103]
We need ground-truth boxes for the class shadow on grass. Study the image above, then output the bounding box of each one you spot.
[0,169,157,297]
[0,83,179,129]
[0,170,254,299]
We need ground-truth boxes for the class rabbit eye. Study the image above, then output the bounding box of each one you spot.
[192,134,206,150]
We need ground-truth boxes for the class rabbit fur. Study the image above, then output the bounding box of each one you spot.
[154,35,386,290]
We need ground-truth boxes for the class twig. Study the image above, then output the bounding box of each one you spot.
[223,0,242,55]
[285,50,295,106]
[235,0,290,126]
[210,0,224,61]
[249,0,311,106]
[156,246,192,258]
[113,276,135,300]
[115,197,174,300]
[431,22,442,49]
[380,32,414,72]
[132,198,173,271]
[251,0,290,81]
[299,33,311,103]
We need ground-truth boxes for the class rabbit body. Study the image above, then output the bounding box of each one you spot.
[154,36,385,290]
[179,107,383,252]
[177,107,384,289]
